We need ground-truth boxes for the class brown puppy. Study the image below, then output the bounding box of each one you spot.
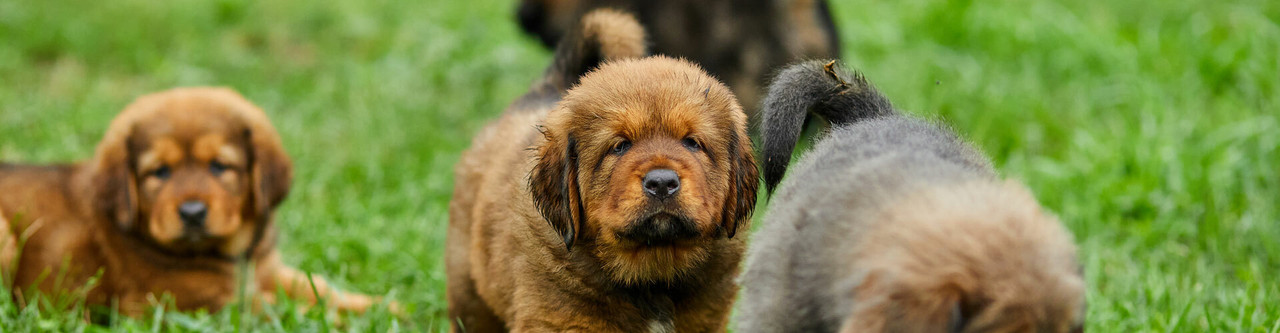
[0,88,380,317]
[736,61,1085,332]
[515,0,842,114]
[0,208,11,285]
[448,10,758,332]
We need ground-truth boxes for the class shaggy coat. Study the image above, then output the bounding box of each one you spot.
[736,61,1086,333]
[447,10,758,332]
[515,0,842,114]
[0,88,380,317]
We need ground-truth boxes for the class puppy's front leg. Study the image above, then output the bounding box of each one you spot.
[252,250,379,314]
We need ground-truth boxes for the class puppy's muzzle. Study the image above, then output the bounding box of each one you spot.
[643,169,681,200]
[178,200,208,230]
[619,214,699,245]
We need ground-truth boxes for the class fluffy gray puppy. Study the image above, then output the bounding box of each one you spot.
[737,61,1086,333]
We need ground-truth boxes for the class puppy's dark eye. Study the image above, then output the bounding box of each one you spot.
[681,137,701,151]
[612,140,632,155]
[151,166,171,180]
[209,161,227,175]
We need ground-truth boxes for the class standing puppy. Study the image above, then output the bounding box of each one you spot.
[448,10,758,332]
[0,88,380,317]
[515,0,842,114]
[736,61,1086,332]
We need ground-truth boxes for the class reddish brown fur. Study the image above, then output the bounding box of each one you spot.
[0,87,381,317]
[0,208,12,285]
[449,55,757,332]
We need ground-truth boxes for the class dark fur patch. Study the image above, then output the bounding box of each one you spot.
[760,60,894,194]
[531,135,585,250]
[722,129,757,238]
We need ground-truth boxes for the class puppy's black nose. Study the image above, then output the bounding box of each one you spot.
[178,201,208,227]
[643,169,680,199]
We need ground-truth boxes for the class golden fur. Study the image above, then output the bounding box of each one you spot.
[448,10,758,332]
[0,87,382,317]
[840,181,1084,332]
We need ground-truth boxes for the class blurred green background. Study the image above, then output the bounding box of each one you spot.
[1,0,1277,331]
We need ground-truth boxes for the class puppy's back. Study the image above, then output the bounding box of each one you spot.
[759,60,989,194]
[0,164,83,226]
[743,62,993,331]
[738,61,1084,332]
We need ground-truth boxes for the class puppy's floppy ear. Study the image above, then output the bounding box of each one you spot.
[244,128,293,219]
[720,128,759,238]
[202,87,292,220]
[88,128,139,230]
[529,128,584,250]
[86,89,167,230]
[240,122,291,259]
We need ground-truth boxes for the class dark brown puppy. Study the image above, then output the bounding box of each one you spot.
[0,88,380,317]
[515,0,842,114]
[448,10,758,332]
[736,61,1085,332]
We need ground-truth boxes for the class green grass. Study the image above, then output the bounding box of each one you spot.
[0,0,1276,331]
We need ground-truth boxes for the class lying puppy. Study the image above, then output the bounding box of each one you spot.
[448,9,758,332]
[515,0,842,114]
[0,88,379,317]
[736,61,1086,332]
[0,208,10,285]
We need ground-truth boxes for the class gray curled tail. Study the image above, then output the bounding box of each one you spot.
[514,9,647,109]
[760,60,894,194]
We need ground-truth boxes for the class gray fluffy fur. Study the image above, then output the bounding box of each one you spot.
[736,60,992,332]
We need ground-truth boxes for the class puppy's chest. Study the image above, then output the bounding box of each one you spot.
[615,289,678,333]
[647,318,676,333]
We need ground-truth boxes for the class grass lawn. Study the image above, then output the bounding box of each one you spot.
[0,0,1276,331]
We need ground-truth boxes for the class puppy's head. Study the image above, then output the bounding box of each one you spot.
[87,87,292,258]
[841,181,1085,333]
[531,56,758,284]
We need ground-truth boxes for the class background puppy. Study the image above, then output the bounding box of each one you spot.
[515,0,841,114]
[448,10,758,332]
[0,88,380,317]
[736,61,1086,332]
[0,208,11,285]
